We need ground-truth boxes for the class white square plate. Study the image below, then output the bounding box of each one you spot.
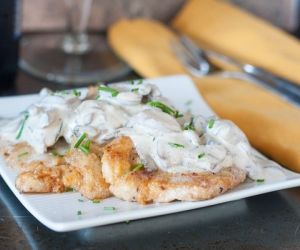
[0,75,300,232]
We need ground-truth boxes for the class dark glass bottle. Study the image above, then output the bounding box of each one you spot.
[0,0,21,90]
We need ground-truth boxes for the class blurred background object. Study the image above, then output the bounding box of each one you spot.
[22,0,186,32]
[1,0,300,94]
[20,0,132,85]
[22,0,300,34]
[0,0,21,91]
[231,0,300,34]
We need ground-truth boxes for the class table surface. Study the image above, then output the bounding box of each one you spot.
[1,71,300,250]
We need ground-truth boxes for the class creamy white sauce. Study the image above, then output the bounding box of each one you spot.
[65,100,129,144]
[0,93,80,153]
[0,83,286,181]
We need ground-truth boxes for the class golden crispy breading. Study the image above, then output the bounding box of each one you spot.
[16,164,67,193]
[63,148,111,199]
[102,136,246,204]
[12,146,111,200]
[102,136,139,184]
[0,142,63,171]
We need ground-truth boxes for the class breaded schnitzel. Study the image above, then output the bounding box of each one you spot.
[102,136,246,204]
[1,142,111,200]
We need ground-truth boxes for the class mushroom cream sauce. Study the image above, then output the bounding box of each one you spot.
[0,81,285,181]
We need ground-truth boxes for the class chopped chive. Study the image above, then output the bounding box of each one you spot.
[131,88,139,93]
[184,123,194,130]
[184,117,195,131]
[147,101,174,115]
[78,199,84,202]
[147,101,182,118]
[130,163,144,172]
[98,85,119,97]
[207,119,215,129]
[92,199,101,204]
[104,207,116,211]
[256,179,265,183]
[84,139,91,149]
[65,187,74,192]
[174,110,184,118]
[77,210,82,215]
[72,89,81,97]
[78,139,91,154]
[17,152,29,158]
[16,111,29,140]
[198,153,205,159]
[79,145,90,154]
[74,133,87,148]
[168,142,185,148]
[130,79,143,85]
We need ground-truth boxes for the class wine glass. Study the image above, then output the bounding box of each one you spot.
[19,0,130,85]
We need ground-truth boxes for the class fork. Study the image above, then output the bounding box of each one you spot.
[171,35,300,106]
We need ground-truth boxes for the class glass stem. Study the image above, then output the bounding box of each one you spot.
[62,0,93,55]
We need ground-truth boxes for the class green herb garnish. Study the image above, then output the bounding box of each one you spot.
[147,101,183,118]
[207,119,215,129]
[84,139,91,149]
[184,117,195,131]
[79,145,89,154]
[65,187,74,192]
[130,163,144,172]
[168,143,185,148]
[79,139,91,154]
[92,199,101,204]
[78,199,84,202]
[131,88,139,93]
[74,133,91,154]
[174,110,183,118]
[17,152,29,158]
[72,89,81,97]
[77,210,82,215]
[104,207,116,211]
[130,79,143,85]
[256,179,265,183]
[98,85,119,97]
[16,111,29,140]
[74,133,87,148]
[147,101,174,115]
[198,153,205,159]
